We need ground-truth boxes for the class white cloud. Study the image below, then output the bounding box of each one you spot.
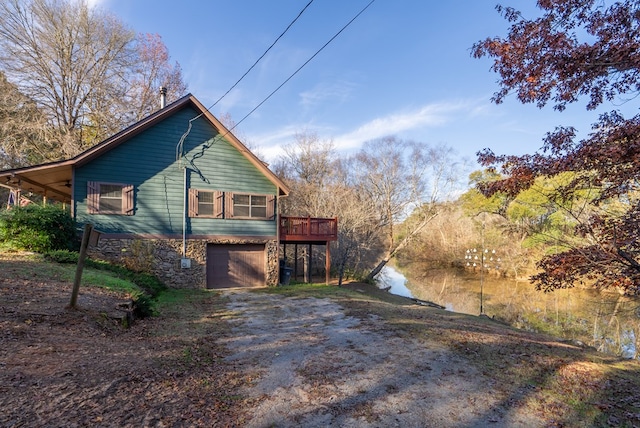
[249,99,484,163]
[333,101,472,150]
[299,80,357,108]
[246,124,301,162]
[248,123,338,163]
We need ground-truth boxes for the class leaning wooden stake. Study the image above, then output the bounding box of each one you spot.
[69,223,93,309]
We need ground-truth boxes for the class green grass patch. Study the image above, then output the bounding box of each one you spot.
[75,269,139,293]
[155,288,214,311]
[35,254,142,296]
[5,251,157,317]
[258,283,355,299]
[44,250,166,297]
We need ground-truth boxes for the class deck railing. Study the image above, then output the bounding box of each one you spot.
[279,216,338,242]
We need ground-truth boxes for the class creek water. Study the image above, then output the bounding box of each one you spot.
[377,265,640,360]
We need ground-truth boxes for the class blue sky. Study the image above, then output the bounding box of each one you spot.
[95,0,619,168]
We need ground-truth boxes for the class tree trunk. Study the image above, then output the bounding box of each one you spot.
[366,255,392,282]
[365,211,437,282]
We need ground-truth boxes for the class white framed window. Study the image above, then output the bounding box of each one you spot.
[232,194,268,218]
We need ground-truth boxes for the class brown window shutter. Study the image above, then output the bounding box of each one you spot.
[87,181,99,214]
[225,192,234,218]
[267,195,275,220]
[123,185,135,215]
[214,190,224,218]
[188,188,198,217]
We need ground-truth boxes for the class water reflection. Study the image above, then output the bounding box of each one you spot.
[383,265,640,360]
[375,266,413,298]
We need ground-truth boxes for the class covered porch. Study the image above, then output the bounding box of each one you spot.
[279,216,338,284]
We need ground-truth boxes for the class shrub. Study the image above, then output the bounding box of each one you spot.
[127,271,166,297]
[44,249,79,264]
[132,293,156,318]
[0,205,78,252]
[83,258,166,297]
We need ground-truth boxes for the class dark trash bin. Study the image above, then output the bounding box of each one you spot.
[280,267,293,285]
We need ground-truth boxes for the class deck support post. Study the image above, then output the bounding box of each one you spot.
[304,244,311,283]
[294,244,298,281]
[279,216,337,285]
[325,242,331,285]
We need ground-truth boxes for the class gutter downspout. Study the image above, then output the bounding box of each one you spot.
[276,191,289,284]
[276,193,281,284]
[182,166,187,258]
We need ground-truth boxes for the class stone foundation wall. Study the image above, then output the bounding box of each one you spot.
[88,237,279,289]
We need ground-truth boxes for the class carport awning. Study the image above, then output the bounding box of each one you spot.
[0,162,73,203]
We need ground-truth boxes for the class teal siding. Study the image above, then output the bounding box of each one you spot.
[74,107,277,236]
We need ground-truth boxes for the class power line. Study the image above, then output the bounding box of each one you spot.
[206,0,315,112]
[180,0,376,160]
[178,0,315,154]
[228,0,376,133]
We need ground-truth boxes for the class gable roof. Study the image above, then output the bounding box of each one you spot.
[0,94,289,203]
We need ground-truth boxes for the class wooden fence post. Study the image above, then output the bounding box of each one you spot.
[69,223,93,309]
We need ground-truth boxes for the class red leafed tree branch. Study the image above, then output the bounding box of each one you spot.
[473,0,640,294]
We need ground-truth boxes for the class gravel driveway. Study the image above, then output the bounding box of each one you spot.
[220,290,545,428]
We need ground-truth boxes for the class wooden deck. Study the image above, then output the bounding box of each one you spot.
[279,216,338,243]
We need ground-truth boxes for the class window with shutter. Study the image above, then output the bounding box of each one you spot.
[87,182,99,214]
[214,191,224,218]
[198,190,215,216]
[188,188,198,217]
[188,189,275,220]
[189,189,225,218]
[87,182,135,215]
[123,184,134,216]
[267,195,275,220]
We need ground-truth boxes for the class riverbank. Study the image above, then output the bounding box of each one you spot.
[389,264,640,360]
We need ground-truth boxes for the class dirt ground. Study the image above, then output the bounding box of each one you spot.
[2,256,639,427]
[0,268,246,427]
[222,289,547,427]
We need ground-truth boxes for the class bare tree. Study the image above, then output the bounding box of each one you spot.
[275,132,385,284]
[276,133,465,284]
[0,0,187,158]
[348,137,465,281]
[0,0,134,154]
[329,176,383,285]
[276,132,339,217]
[126,33,187,122]
[0,72,55,167]
[84,33,187,145]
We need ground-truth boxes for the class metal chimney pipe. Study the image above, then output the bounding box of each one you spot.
[159,86,167,109]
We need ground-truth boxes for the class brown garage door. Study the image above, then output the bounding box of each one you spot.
[206,244,265,289]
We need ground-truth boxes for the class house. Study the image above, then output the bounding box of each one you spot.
[0,93,299,288]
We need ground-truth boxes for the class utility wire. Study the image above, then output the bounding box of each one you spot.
[206,0,315,112]
[227,0,376,133]
[177,0,315,158]
[181,0,376,159]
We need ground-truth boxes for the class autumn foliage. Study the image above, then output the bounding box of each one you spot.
[472,1,640,294]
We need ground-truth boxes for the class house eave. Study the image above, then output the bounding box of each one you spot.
[0,93,289,201]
